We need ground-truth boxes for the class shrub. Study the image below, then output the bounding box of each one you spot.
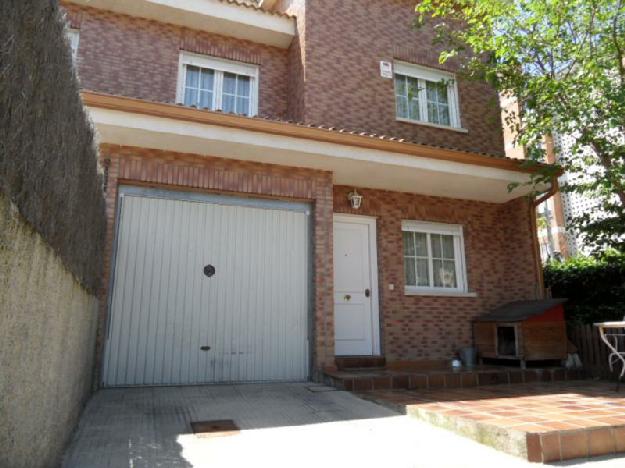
[544,251,625,324]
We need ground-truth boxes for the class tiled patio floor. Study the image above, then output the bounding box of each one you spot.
[357,380,625,463]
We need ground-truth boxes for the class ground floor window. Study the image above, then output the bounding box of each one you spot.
[402,220,468,294]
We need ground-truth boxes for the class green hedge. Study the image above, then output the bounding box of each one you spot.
[544,252,625,324]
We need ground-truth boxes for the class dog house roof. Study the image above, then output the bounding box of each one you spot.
[475,298,567,322]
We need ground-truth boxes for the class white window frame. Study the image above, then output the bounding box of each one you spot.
[394,61,463,130]
[401,220,471,296]
[176,51,259,116]
[67,28,80,63]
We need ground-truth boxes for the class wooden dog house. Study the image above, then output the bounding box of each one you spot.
[473,299,568,368]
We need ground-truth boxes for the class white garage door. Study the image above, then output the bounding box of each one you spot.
[102,187,310,386]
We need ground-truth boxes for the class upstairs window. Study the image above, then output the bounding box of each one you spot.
[402,221,468,294]
[394,62,461,129]
[67,28,80,63]
[176,52,258,117]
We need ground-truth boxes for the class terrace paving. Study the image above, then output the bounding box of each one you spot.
[357,380,625,463]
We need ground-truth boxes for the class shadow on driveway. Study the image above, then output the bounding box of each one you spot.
[62,382,396,468]
[62,382,625,468]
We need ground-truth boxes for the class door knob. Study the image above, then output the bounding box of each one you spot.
[365,288,371,298]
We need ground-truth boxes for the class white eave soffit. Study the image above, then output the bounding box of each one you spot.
[66,0,296,48]
[86,106,539,204]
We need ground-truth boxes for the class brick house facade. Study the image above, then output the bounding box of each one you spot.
[62,0,548,386]
[333,188,538,363]
[277,0,504,155]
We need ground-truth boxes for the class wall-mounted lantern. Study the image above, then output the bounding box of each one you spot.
[347,189,363,210]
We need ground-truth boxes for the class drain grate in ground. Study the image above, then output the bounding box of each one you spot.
[191,419,240,438]
[306,385,337,393]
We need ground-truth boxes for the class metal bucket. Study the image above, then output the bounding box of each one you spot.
[460,347,477,368]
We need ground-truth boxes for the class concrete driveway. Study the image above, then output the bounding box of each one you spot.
[62,383,625,468]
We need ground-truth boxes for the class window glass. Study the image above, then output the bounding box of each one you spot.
[431,233,443,258]
[404,256,416,286]
[198,69,214,109]
[67,29,80,63]
[237,76,251,97]
[407,77,421,121]
[184,66,202,108]
[403,231,431,287]
[395,76,408,119]
[403,231,416,256]
[396,95,408,120]
[433,259,457,288]
[393,64,458,128]
[223,72,237,94]
[185,66,199,88]
[223,94,236,113]
[416,259,430,287]
[200,69,214,90]
[222,72,251,115]
[184,87,198,107]
[184,66,216,109]
[430,233,457,288]
[442,235,455,259]
[402,226,463,291]
[179,57,256,116]
[426,81,450,126]
[199,90,212,109]
[395,74,420,121]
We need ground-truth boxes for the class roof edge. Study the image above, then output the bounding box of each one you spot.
[81,91,557,175]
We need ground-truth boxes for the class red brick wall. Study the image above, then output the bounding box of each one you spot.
[97,145,334,382]
[63,4,289,119]
[65,1,504,154]
[96,146,538,375]
[334,186,539,362]
[277,0,505,155]
[278,0,307,122]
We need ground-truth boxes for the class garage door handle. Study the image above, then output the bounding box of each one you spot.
[203,265,216,278]
[200,346,211,351]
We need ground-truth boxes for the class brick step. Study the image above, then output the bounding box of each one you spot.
[334,356,386,370]
[323,367,587,392]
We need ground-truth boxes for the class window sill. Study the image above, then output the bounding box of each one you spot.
[396,118,468,133]
[404,288,478,298]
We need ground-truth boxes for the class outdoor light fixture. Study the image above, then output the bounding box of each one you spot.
[347,189,363,210]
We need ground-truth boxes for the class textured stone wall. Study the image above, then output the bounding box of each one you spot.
[334,186,540,362]
[0,194,99,468]
[0,2,105,466]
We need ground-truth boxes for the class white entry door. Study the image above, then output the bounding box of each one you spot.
[333,215,380,356]
[103,187,310,386]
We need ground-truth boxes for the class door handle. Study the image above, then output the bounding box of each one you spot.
[344,294,351,301]
[365,288,371,298]
[203,264,216,278]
